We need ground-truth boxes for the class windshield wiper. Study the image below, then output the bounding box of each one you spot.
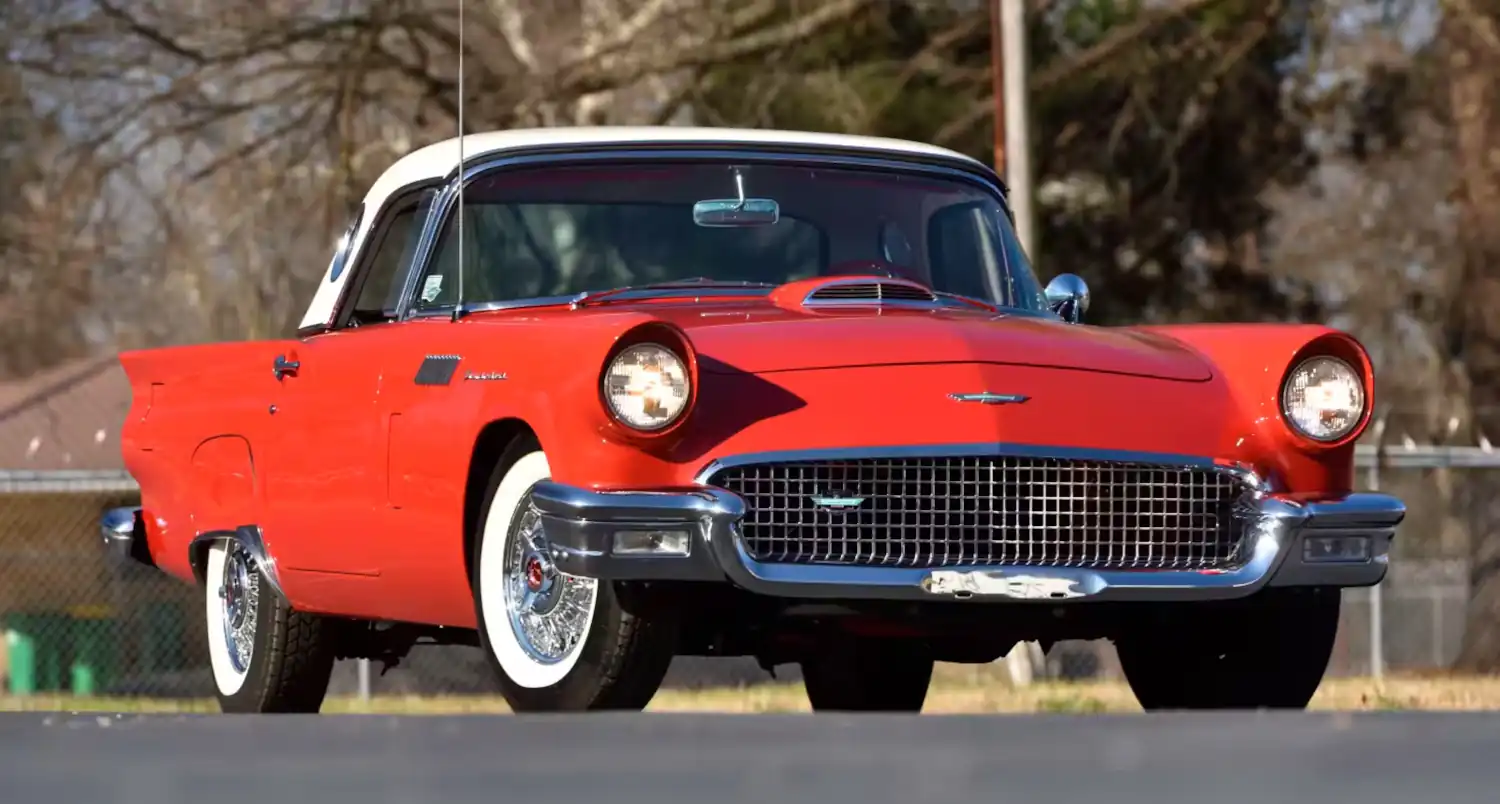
[934,291,998,313]
[570,278,777,307]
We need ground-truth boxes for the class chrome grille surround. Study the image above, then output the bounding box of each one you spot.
[699,447,1258,572]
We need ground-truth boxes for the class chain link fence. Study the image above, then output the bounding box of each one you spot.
[0,475,197,698]
[0,447,1493,701]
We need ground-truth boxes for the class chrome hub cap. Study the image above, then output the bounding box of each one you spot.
[503,505,595,664]
[218,544,259,674]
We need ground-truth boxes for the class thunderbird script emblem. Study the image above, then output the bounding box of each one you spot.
[949,392,1030,405]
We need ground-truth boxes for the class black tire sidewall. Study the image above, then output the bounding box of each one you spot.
[800,638,935,712]
[1117,588,1342,710]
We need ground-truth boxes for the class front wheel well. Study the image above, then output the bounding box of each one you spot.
[463,418,541,590]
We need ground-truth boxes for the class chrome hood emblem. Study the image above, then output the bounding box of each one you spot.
[809,493,865,511]
[949,392,1030,405]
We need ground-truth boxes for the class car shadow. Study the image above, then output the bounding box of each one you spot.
[652,355,806,466]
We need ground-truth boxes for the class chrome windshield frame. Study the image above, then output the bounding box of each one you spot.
[386,145,1037,323]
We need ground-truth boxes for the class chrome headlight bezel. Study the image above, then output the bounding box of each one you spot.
[1279,355,1367,444]
[601,342,693,432]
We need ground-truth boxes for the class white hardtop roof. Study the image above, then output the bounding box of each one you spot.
[381,126,984,188]
[362,126,988,204]
[301,126,990,332]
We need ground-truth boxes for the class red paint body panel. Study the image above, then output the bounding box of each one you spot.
[682,305,1213,381]
[189,436,257,528]
[119,341,293,585]
[118,297,1373,628]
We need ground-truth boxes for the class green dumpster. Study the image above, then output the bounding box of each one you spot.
[67,606,120,696]
[3,613,68,694]
[5,625,36,696]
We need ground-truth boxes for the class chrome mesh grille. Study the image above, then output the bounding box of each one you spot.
[706,455,1250,570]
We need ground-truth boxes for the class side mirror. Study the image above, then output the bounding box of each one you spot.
[1044,273,1090,324]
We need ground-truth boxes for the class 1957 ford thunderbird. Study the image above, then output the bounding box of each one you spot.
[99,126,1403,713]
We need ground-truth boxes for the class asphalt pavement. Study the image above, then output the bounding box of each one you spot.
[1,710,1496,804]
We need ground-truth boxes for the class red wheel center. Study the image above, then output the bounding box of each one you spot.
[525,556,546,591]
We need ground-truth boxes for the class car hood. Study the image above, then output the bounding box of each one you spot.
[654,305,1213,382]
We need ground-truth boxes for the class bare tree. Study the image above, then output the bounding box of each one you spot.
[0,4,127,378]
[9,0,893,341]
[1436,0,1500,672]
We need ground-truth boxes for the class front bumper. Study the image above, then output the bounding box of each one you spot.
[530,482,1404,603]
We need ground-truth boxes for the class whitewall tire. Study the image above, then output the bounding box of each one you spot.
[204,540,253,697]
[202,537,337,713]
[472,440,677,711]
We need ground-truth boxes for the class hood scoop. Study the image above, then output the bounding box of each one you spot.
[779,276,941,310]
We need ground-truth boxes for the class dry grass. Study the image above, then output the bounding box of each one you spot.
[5,669,1500,715]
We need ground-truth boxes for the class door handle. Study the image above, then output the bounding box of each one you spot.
[273,355,300,381]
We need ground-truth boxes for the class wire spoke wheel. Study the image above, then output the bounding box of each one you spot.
[501,505,596,665]
[218,543,260,675]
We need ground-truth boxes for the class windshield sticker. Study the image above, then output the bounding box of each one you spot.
[421,274,444,303]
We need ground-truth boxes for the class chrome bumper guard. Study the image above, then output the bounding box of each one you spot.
[97,506,287,598]
[100,506,155,569]
[530,482,1405,602]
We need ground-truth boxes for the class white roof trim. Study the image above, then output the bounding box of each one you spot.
[298,126,990,331]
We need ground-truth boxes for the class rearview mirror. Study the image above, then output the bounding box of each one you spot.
[1045,273,1090,324]
[693,198,780,228]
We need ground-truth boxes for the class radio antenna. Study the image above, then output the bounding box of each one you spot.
[451,0,465,323]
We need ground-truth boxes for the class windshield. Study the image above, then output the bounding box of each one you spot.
[410,160,1047,313]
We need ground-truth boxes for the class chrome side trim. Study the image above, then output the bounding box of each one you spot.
[188,526,286,602]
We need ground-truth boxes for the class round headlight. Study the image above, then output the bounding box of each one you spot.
[603,343,691,431]
[1281,356,1366,443]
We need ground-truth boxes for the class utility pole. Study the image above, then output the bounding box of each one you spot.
[993,0,1044,689]
[990,0,1007,177]
[992,0,1036,259]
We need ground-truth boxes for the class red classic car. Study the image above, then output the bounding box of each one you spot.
[99,126,1402,714]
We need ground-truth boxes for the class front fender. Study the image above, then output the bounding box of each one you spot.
[1136,323,1374,495]
[467,312,697,490]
